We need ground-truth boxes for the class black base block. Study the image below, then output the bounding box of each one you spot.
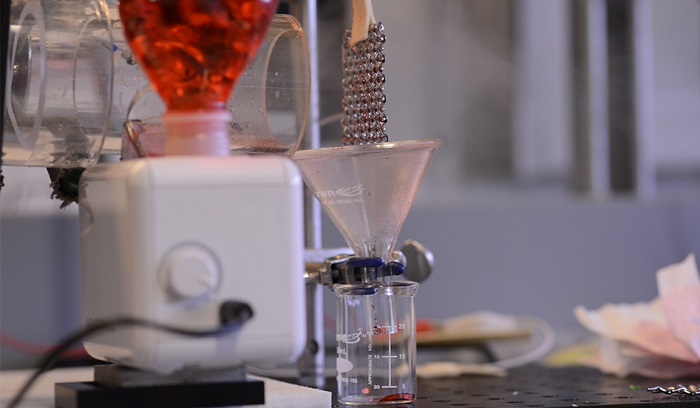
[54,379,265,408]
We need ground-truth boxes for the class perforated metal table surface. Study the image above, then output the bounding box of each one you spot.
[326,365,700,407]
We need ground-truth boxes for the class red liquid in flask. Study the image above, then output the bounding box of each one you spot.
[119,0,278,112]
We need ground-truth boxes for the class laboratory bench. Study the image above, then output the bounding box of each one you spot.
[320,364,700,407]
[2,363,699,407]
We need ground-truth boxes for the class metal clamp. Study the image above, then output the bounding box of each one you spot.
[304,240,434,287]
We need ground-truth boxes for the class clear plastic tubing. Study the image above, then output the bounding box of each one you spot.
[335,281,418,405]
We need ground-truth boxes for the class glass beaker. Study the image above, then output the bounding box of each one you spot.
[227,13,309,156]
[335,281,418,406]
[3,0,114,167]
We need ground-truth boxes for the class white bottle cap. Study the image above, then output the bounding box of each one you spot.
[162,111,232,156]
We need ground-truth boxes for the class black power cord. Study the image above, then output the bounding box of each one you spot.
[7,300,253,408]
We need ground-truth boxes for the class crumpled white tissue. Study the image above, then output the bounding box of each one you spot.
[574,254,700,378]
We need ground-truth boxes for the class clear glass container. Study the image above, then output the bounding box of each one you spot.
[120,14,309,158]
[293,140,441,261]
[3,0,114,167]
[3,9,309,166]
[335,281,418,405]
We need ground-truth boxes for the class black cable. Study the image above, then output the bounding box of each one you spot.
[7,301,253,408]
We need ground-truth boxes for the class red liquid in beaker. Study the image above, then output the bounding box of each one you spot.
[119,0,278,112]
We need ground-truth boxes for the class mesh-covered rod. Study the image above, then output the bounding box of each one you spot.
[341,23,388,146]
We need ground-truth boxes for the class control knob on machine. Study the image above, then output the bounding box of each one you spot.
[161,244,221,300]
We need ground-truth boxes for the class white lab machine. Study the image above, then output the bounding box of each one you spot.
[79,155,306,374]
[2,1,316,406]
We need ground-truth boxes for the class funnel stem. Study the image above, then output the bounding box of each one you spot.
[387,277,397,330]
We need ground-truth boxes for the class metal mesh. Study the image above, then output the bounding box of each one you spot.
[341,23,388,146]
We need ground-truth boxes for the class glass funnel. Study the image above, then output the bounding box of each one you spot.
[292,139,440,262]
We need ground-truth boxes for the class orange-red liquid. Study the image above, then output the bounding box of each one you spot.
[119,0,278,112]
